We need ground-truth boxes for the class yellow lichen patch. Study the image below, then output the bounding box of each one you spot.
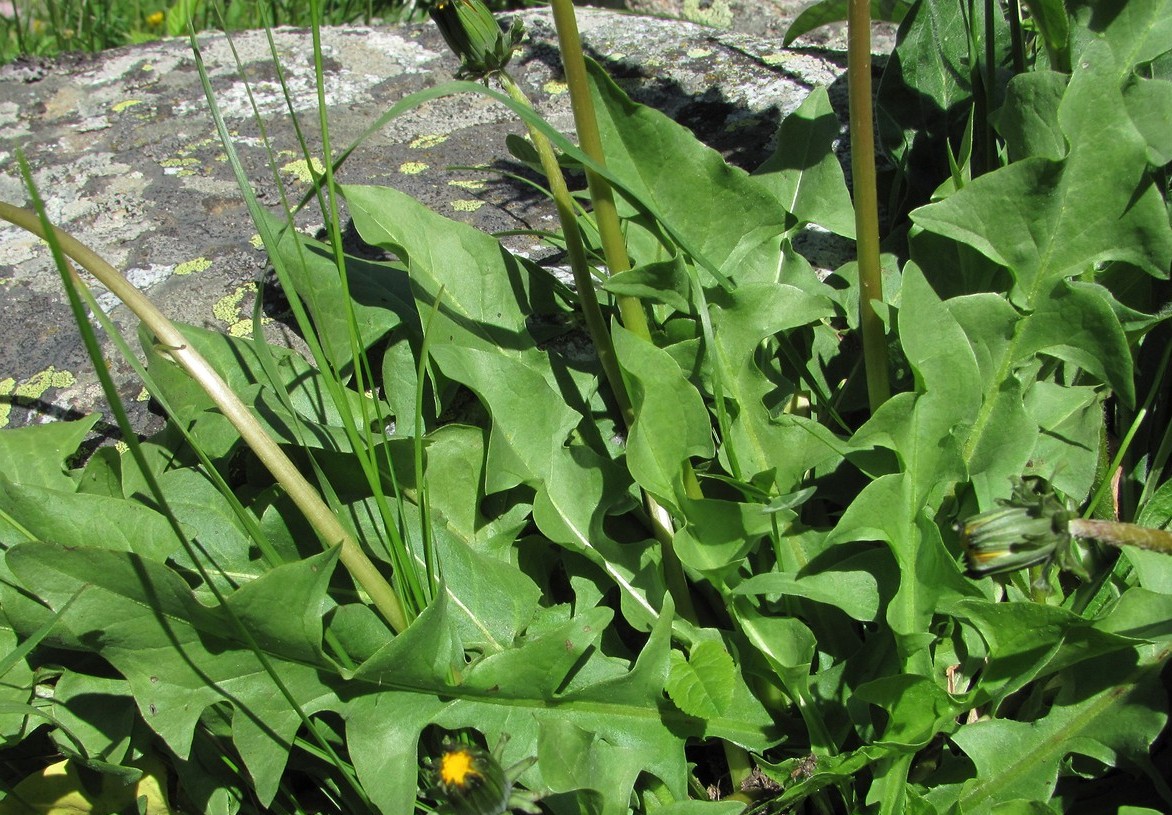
[136,387,150,402]
[683,0,732,27]
[0,368,76,428]
[249,234,265,249]
[15,367,75,398]
[448,179,485,191]
[112,99,144,113]
[0,377,13,429]
[686,47,713,59]
[410,134,448,149]
[543,80,568,95]
[399,161,429,175]
[450,199,484,213]
[281,157,326,185]
[174,257,212,276]
[160,157,200,177]
[213,283,272,338]
[761,53,787,67]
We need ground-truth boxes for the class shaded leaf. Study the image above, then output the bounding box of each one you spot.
[613,325,713,507]
[953,650,1168,811]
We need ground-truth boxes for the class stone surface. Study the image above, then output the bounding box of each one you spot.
[0,7,863,438]
[617,0,898,50]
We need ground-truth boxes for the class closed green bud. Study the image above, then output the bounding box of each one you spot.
[957,477,1075,578]
[429,0,524,80]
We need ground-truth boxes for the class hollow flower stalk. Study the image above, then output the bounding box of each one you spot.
[959,477,1172,579]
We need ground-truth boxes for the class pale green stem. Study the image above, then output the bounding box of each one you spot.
[0,201,410,635]
[1070,519,1172,556]
[546,0,649,338]
[545,0,699,625]
[847,0,891,412]
[497,70,634,428]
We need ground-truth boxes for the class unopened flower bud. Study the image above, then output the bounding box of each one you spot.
[957,477,1074,577]
[429,0,524,80]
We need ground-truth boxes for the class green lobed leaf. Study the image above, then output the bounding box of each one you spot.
[584,58,786,288]
[1016,280,1135,406]
[912,42,1172,306]
[0,415,99,493]
[6,543,345,805]
[342,183,589,497]
[1122,76,1172,166]
[140,321,370,457]
[1069,0,1172,77]
[270,211,416,375]
[706,281,836,485]
[942,597,1142,706]
[665,640,736,719]
[952,649,1168,812]
[350,595,776,815]
[531,443,667,632]
[433,528,541,656]
[0,472,182,562]
[1021,383,1101,502]
[603,254,691,314]
[733,553,882,622]
[613,325,713,508]
[753,85,856,239]
[7,539,774,815]
[672,496,772,579]
[992,71,1068,162]
[852,673,964,749]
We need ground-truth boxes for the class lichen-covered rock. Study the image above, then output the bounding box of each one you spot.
[0,8,853,436]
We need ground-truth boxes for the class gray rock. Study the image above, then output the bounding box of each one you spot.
[0,8,856,438]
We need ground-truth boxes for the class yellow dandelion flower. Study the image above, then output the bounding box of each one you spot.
[146,10,165,26]
[439,747,481,790]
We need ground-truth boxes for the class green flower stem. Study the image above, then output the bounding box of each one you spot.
[1006,0,1025,73]
[1070,519,1172,556]
[0,201,410,635]
[847,0,890,412]
[546,0,700,626]
[721,741,754,803]
[497,70,635,428]
[546,0,649,340]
